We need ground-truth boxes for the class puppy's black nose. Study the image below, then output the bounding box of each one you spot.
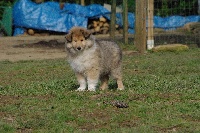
[77,47,81,50]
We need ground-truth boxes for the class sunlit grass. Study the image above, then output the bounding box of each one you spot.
[0,48,200,132]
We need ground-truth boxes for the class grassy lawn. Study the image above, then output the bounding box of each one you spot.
[0,47,200,132]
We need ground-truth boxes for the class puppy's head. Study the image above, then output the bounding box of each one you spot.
[65,27,92,52]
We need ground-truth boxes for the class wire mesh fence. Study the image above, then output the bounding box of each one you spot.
[153,0,200,47]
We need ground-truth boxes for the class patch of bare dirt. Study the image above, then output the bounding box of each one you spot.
[0,35,137,62]
[0,36,66,62]
[14,40,65,49]
[0,95,21,105]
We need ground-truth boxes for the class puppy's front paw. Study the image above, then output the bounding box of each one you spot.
[88,84,96,91]
[88,88,96,91]
[117,87,125,91]
[87,79,98,91]
[76,87,86,91]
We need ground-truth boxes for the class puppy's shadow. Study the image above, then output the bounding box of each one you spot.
[98,81,118,91]
[107,82,118,91]
[68,82,118,91]
[68,83,79,91]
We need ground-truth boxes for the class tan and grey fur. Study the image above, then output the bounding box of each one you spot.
[65,27,124,91]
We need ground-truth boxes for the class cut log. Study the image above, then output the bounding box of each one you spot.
[93,21,99,27]
[88,17,121,35]
[99,17,107,22]
[99,22,104,27]
[94,26,100,32]
[100,27,109,34]
[28,29,35,35]
[103,22,109,27]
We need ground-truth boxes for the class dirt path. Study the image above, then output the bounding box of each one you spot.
[0,36,67,62]
[0,35,136,62]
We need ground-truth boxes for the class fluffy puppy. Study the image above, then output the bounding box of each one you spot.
[65,27,124,91]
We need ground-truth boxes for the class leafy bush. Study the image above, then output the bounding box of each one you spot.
[0,0,13,20]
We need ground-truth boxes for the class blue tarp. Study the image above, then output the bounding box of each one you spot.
[13,0,200,36]
[105,14,200,33]
[154,15,200,30]
[13,0,110,35]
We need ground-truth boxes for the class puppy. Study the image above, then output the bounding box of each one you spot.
[65,27,124,91]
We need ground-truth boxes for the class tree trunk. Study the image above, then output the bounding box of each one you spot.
[80,0,85,6]
[134,0,147,53]
[110,0,116,39]
[123,0,128,44]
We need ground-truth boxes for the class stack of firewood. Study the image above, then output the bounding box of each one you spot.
[88,17,120,34]
[24,16,121,36]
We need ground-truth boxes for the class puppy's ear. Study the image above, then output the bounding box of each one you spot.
[65,32,73,42]
[80,29,91,39]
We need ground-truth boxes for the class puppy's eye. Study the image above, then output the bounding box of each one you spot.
[74,40,77,42]
[81,39,83,42]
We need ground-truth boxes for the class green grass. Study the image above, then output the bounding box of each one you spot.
[0,47,200,132]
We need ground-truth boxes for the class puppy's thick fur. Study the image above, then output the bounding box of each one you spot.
[65,27,124,91]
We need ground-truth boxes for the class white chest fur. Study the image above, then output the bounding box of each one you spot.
[68,45,98,73]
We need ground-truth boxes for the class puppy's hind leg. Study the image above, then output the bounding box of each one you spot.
[116,77,124,90]
[76,73,86,91]
[111,67,124,90]
[100,74,109,90]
